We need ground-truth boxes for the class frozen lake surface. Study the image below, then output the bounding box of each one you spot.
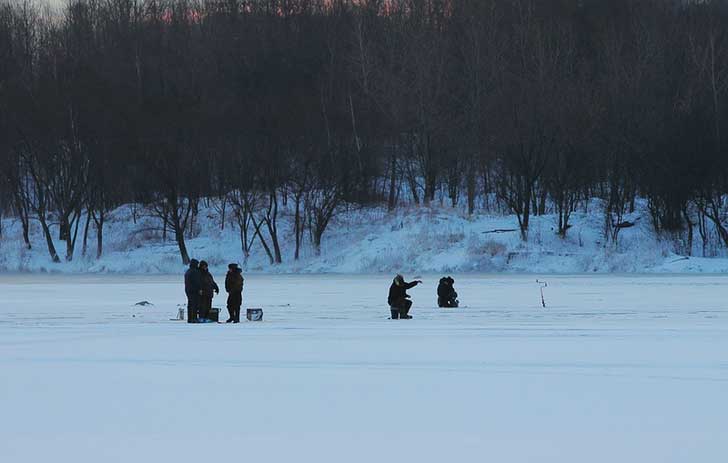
[1,274,727,462]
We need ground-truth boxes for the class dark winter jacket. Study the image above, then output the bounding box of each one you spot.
[184,263,202,297]
[225,270,244,308]
[388,280,419,306]
[200,270,219,298]
[437,279,457,301]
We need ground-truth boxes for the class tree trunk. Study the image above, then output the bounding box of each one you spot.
[14,193,31,249]
[406,166,420,205]
[239,221,247,260]
[96,213,104,259]
[538,189,547,216]
[466,165,476,215]
[683,206,693,256]
[264,191,282,264]
[175,223,190,265]
[697,207,708,257]
[251,214,274,265]
[21,214,31,249]
[313,226,323,256]
[388,151,397,211]
[67,210,81,261]
[424,158,437,205]
[219,197,226,231]
[521,184,531,241]
[82,209,91,257]
[162,208,168,241]
[294,192,303,260]
[235,207,251,262]
[59,215,70,241]
[448,170,458,208]
[268,218,282,264]
[39,215,60,263]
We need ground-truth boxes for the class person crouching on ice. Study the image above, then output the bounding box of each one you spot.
[437,276,459,308]
[225,263,244,323]
[388,274,422,319]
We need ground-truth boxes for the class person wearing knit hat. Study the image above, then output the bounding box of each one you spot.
[184,259,202,323]
[225,263,244,323]
[198,260,219,321]
[387,274,422,319]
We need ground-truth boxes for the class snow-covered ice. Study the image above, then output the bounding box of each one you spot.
[1,273,727,462]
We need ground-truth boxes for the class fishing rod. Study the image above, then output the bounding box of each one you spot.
[536,280,548,308]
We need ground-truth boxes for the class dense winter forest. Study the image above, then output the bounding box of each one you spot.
[1,0,728,266]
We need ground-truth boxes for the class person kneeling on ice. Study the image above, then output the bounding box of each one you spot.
[184,259,202,323]
[198,260,219,321]
[388,274,422,319]
[437,276,459,308]
[225,263,244,323]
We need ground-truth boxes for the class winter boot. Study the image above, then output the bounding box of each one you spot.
[390,308,399,320]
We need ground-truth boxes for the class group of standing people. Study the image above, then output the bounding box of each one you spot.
[184,259,244,323]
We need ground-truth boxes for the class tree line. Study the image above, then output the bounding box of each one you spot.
[2,0,728,265]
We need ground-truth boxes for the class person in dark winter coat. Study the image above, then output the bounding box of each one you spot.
[198,260,219,321]
[184,259,202,323]
[225,263,244,323]
[387,274,422,319]
[437,276,459,308]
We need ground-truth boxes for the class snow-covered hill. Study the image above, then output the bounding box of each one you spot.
[2,199,728,274]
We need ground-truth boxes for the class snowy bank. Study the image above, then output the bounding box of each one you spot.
[1,200,728,274]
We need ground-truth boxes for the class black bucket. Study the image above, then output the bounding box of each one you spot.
[208,308,220,323]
